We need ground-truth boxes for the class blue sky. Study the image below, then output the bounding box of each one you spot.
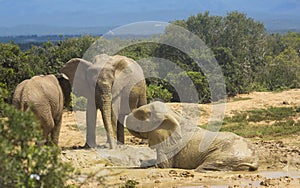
[0,0,299,27]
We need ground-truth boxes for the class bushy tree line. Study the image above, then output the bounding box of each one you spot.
[0,36,96,103]
[120,12,300,101]
[186,12,299,95]
[0,11,299,105]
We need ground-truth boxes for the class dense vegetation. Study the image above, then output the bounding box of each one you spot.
[0,89,74,187]
[1,12,299,104]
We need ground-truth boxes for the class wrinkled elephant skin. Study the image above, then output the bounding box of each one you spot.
[126,102,259,172]
[12,74,70,145]
[61,54,147,149]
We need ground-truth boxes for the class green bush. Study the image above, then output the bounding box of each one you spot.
[146,83,173,102]
[70,93,87,111]
[0,101,74,188]
[259,48,300,91]
[221,106,300,138]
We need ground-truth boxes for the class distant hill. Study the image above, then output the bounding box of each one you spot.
[262,18,300,33]
[0,25,114,37]
[0,18,299,40]
[0,34,85,44]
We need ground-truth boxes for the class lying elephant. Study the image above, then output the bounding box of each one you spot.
[126,101,259,171]
[12,74,71,145]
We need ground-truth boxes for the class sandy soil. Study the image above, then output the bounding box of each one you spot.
[59,89,300,187]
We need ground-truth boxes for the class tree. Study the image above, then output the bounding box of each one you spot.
[0,43,33,102]
[258,47,300,90]
[0,96,74,187]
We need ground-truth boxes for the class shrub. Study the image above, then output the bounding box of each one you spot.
[146,83,173,102]
[71,93,87,111]
[0,101,74,188]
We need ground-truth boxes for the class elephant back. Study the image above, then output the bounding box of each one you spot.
[13,75,63,116]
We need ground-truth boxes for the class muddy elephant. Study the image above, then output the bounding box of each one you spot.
[126,102,259,171]
[12,74,71,145]
[61,54,147,149]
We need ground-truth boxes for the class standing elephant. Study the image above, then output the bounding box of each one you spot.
[12,74,71,145]
[126,102,259,171]
[61,54,147,149]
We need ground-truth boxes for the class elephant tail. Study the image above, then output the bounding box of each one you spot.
[20,102,29,111]
[237,162,258,171]
[12,98,28,111]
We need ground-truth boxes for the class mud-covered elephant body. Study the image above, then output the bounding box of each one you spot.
[12,74,71,145]
[165,128,259,171]
[126,102,259,171]
[61,54,147,148]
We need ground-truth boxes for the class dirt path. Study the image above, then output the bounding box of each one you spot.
[59,89,300,187]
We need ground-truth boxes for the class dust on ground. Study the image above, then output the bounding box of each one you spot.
[59,89,300,187]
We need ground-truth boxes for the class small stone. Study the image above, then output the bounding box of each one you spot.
[119,175,128,181]
[169,170,178,176]
[154,180,161,183]
[179,171,194,178]
[283,101,289,105]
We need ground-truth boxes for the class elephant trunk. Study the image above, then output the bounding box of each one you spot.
[98,83,117,149]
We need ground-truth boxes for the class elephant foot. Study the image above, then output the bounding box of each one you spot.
[140,139,148,145]
[109,141,117,149]
[80,142,97,149]
[99,142,117,149]
[99,143,110,149]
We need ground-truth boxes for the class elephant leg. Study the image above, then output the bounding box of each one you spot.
[41,117,54,145]
[33,108,53,145]
[111,107,125,145]
[156,150,174,168]
[117,114,125,144]
[195,159,233,172]
[195,164,222,172]
[51,115,62,145]
[86,98,97,148]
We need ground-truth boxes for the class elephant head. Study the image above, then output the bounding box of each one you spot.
[60,58,94,99]
[60,54,147,149]
[126,101,182,148]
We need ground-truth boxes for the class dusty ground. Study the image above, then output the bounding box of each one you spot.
[59,89,300,187]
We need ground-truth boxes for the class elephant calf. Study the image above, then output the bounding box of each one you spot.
[126,102,259,172]
[12,74,71,145]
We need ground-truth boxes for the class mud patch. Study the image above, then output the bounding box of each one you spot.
[62,145,156,168]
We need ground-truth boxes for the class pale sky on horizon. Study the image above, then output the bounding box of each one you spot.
[0,0,299,27]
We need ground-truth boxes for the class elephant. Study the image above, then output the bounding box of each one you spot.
[12,74,71,145]
[126,101,259,172]
[60,54,147,149]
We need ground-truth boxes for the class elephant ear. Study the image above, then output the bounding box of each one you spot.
[60,58,93,98]
[126,102,182,149]
[148,106,182,150]
[57,73,71,107]
[125,106,152,139]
